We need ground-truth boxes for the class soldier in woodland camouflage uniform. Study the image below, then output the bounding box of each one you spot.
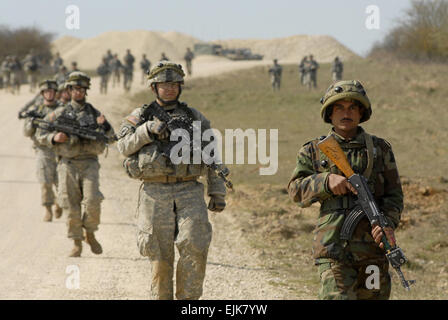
[268,59,282,91]
[117,61,227,300]
[287,80,403,300]
[36,72,115,257]
[23,80,63,221]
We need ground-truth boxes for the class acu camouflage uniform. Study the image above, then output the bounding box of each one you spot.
[23,81,61,210]
[269,60,282,91]
[117,62,226,300]
[288,80,403,300]
[36,73,115,241]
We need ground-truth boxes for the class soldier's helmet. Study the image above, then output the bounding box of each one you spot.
[39,80,58,92]
[320,80,371,123]
[147,61,185,87]
[65,71,91,89]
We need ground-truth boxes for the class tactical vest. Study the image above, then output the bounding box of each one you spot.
[123,102,209,180]
[307,131,386,214]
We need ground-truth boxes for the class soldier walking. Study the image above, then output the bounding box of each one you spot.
[184,48,194,76]
[36,72,115,257]
[110,54,123,88]
[97,57,110,95]
[140,54,151,85]
[123,49,135,92]
[298,56,308,86]
[117,61,227,299]
[22,80,63,222]
[268,59,282,91]
[23,49,39,92]
[332,56,344,81]
[287,80,403,299]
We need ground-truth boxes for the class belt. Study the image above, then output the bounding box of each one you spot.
[142,176,199,183]
[320,196,357,213]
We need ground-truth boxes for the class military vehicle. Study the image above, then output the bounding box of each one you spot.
[193,43,263,61]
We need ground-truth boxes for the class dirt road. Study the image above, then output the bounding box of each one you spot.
[0,60,293,299]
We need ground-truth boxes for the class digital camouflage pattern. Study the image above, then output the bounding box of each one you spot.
[136,181,212,299]
[36,100,115,240]
[117,101,226,300]
[268,61,282,91]
[23,102,60,207]
[288,127,403,299]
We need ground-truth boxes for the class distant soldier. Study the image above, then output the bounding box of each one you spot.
[298,56,308,86]
[1,56,12,91]
[110,54,123,88]
[97,57,110,95]
[160,52,169,61]
[23,49,40,92]
[332,56,344,81]
[54,65,68,86]
[308,54,319,89]
[70,61,80,73]
[103,49,114,66]
[53,52,64,74]
[303,54,319,90]
[184,47,195,76]
[10,56,22,94]
[268,59,282,91]
[123,49,135,92]
[22,80,63,222]
[140,54,151,85]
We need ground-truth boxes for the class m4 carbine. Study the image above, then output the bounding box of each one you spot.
[317,135,415,291]
[31,116,116,144]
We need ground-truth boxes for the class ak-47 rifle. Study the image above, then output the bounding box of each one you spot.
[317,135,415,291]
[144,102,233,190]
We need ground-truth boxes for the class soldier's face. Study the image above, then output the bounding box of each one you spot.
[330,100,362,133]
[70,86,86,101]
[153,82,180,101]
[42,89,56,102]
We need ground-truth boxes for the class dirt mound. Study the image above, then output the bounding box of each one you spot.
[51,30,202,70]
[214,34,359,63]
[52,31,358,70]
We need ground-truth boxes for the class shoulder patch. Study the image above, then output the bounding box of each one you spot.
[49,112,56,122]
[126,115,139,126]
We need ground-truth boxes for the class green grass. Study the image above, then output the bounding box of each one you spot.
[125,58,448,299]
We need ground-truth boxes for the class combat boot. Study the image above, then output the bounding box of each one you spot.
[69,240,82,257]
[54,204,63,219]
[85,232,103,255]
[43,205,52,222]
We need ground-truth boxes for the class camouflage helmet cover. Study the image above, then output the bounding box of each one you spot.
[320,80,372,123]
[66,71,91,89]
[147,61,185,87]
[39,79,58,92]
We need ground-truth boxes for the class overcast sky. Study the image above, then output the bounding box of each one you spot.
[1,0,412,56]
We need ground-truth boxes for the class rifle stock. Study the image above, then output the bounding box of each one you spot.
[316,135,354,177]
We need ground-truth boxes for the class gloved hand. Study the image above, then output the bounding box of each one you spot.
[146,118,169,139]
[208,194,226,212]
